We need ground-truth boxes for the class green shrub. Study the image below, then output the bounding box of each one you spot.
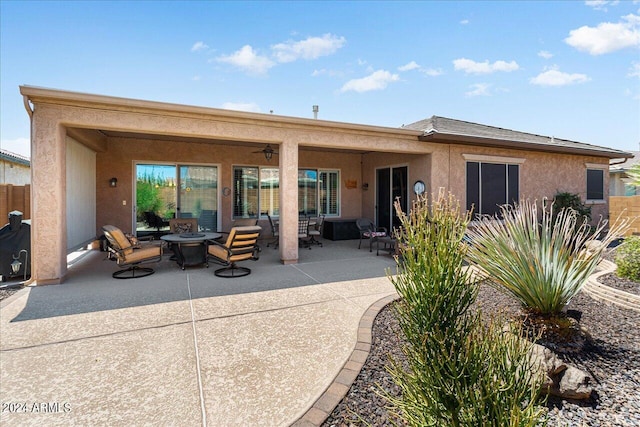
[552,192,591,222]
[466,200,627,315]
[616,236,640,282]
[386,191,545,427]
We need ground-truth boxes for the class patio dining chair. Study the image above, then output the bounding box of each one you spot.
[356,218,388,252]
[266,214,279,249]
[102,225,163,279]
[298,217,312,249]
[307,215,324,247]
[207,225,262,278]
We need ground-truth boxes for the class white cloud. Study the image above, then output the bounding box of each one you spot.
[453,58,519,74]
[538,50,554,59]
[629,61,640,78]
[422,68,444,77]
[1,137,30,158]
[271,33,345,63]
[191,41,209,52]
[340,70,399,93]
[398,61,420,71]
[530,67,591,86]
[221,102,261,113]
[565,13,640,55]
[216,45,275,75]
[311,68,342,77]
[460,19,470,25]
[585,1,619,11]
[465,83,491,97]
[192,75,201,81]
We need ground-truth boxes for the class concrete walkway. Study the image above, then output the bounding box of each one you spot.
[0,241,398,426]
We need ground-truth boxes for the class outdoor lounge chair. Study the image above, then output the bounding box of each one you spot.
[102,225,163,279]
[207,225,261,278]
[356,218,388,252]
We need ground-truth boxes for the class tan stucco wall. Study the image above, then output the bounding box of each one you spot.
[0,160,30,185]
[361,152,431,221]
[96,137,363,235]
[360,143,609,223]
[446,144,609,220]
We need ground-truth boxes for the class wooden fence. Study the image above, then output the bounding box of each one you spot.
[610,196,640,236]
[0,184,30,224]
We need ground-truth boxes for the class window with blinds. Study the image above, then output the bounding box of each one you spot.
[233,166,259,218]
[260,168,279,216]
[319,170,339,216]
[466,162,519,217]
[233,167,340,218]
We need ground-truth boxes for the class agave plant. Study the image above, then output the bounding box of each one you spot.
[466,200,627,315]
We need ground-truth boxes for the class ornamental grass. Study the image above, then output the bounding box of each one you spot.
[466,200,628,315]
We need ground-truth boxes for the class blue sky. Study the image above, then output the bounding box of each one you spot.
[1,0,639,158]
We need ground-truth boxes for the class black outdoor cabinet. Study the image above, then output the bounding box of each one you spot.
[323,218,360,241]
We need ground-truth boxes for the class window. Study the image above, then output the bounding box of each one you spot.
[319,171,339,216]
[299,169,318,215]
[587,168,604,201]
[233,167,340,218]
[466,161,519,217]
[260,168,279,216]
[233,167,258,218]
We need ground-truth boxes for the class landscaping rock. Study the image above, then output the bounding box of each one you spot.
[530,342,593,400]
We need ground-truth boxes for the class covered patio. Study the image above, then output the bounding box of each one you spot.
[20,85,430,285]
[0,238,398,426]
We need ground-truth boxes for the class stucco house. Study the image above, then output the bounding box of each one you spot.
[19,85,631,285]
[1,149,30,185]
[609,151,639,196]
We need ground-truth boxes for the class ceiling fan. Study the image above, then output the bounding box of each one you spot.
[253,144,278,161]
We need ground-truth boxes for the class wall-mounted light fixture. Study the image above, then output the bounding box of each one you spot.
[109,177,118,187]
[11,249,28,281]
[362,183,369,191]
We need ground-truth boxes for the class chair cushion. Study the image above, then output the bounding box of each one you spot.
[123,246,161,263]
[363,231,387,238]
[174,222,193,233]
[208,244,228,261]
[105,226,134,255]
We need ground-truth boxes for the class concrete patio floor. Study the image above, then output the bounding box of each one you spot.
[0,238,398,426]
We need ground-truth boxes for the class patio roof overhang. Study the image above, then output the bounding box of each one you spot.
[20,85,426,155]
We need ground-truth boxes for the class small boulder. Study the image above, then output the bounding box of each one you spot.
[529,343,593,400]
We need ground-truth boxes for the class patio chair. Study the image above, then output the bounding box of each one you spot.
[307,215,324,247]
[169,218,199,234]
[207,226,262,278]
[102,225,163,279]
[356,218,388,252]
[299,217,312,249]
[266,214,279,249]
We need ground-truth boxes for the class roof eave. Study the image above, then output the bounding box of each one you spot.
[419,133,632,160]
[19,85,422,139]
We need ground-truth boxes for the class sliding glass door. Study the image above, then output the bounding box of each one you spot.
[178,165,218,230]
[376,166,408,231]
[135,163,218,235]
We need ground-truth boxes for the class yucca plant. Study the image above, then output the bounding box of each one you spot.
[466,200,628,315]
